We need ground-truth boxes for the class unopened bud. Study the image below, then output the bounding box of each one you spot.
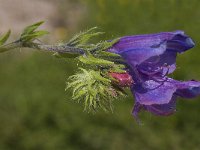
[109,72,133,87]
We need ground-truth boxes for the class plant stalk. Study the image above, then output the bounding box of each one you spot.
[0,40,84,55]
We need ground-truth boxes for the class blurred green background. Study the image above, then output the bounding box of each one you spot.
[0,0,200,149]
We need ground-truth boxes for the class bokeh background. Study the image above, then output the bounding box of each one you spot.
[0,0,200,149]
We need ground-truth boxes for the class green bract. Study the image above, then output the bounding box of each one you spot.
[63,27,127,112]
[67,68,125,112]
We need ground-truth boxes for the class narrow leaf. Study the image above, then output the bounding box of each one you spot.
[0,30,11,45]
[21,21,44,36]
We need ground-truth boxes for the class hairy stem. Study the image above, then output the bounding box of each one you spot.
[31,43,84,54]
[0,40,84,55]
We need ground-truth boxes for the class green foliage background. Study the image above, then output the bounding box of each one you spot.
[1,0,200,149]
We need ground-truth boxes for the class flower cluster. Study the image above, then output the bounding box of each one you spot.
[108,31,200,120]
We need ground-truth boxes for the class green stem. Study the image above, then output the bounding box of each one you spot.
[0,41,85,55]
[31,43,84,54]
[0,41,22,53]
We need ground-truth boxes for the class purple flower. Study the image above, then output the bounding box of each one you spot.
[108,31,200,121]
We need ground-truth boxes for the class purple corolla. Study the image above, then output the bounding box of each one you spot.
[108,31,200,120]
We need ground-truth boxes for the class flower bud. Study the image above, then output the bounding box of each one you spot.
[109,72,133,87]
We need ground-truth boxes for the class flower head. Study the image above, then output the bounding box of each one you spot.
[108,31,200,121]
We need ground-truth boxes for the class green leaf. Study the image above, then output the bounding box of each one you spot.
[21,30,49,42]
[21,21,44,36]
[79,32,104,45]
[0,30,11,46]
[98,51,121,58]
[67,27,98,45]
[73,89,88,100]
[79,54,114,66]
[20,21,48,42]
[97,38,119,51]
[53,52,79,58]
[91,71,111,83]
[67,27,106,49]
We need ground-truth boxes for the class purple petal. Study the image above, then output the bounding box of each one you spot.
[108,31,195,66]
[132,102,143,123]
[131,95,177,119]
[132,79,177,105]
[132,78,200,106]
[131,78,200,117]
[167,33,195,53]
[137,51,177,76]
[119,45,167,66]
[145,95,177,116]
[109,31,182,53]
[174,80,200,98]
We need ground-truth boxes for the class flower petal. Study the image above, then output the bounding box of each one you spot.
[167,33,195,53]
[137,51,177,76]
[144,95,177,116]
[109,31,181,54]
[131,95,176,119]
[132,78,200,106]
[132,79,177,105]
[108,31,195,66]
[118,45,167,66]
[131,79,200,117]
[132,102,143,123]
[174,80,200,98]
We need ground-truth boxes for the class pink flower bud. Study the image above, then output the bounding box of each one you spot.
[109,72,133,87]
